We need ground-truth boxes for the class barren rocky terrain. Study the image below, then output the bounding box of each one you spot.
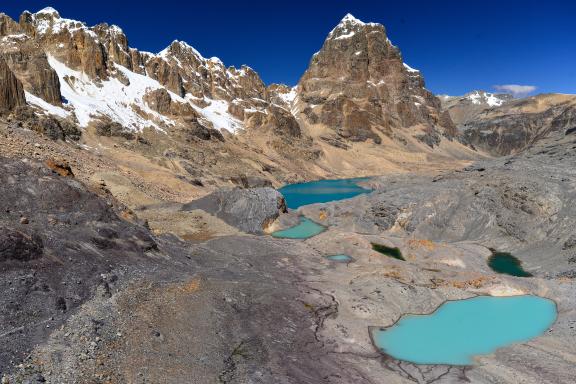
[0,6,575,384]
[1,123,575,384]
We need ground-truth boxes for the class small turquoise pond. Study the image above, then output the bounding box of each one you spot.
[279,178,372,209]
[325,254,354,263]
[271,217,325,239]
[371,295,557,365]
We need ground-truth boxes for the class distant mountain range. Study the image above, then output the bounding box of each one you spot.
[0,7,574,180]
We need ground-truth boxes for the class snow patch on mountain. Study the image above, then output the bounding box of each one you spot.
[47,55,179,131]
[189,97,242,133]
[329,13,367,40]
[278,87,297,105]
[32,7,98,39]
[25,92,70,118]
[467,91,507,107]
[403,63,420,73]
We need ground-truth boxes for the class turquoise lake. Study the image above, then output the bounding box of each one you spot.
[271,217,326,239]
[279,178,372,209]
[325,254,354,263]
[371,295,557,365]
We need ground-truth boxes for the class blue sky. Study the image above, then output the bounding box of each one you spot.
[3,0,575,95]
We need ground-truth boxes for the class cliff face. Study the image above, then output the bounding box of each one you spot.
[0,56,25,112]
[297,14,456,145]
[0,13,62,105]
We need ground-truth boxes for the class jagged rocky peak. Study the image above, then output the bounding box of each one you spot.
[16,7,109,80]
[152,39,268,103]
[0,12,22,35]
[297,13,456,145]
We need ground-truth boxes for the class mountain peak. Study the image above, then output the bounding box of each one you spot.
[339,13,365,26]
[328,13,382,41]
[159,39,204,60]
[35,7,60,18]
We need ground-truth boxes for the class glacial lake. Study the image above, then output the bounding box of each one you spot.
[325,254,354,263]
[279,178,372,209]
[371,295,557,365]
[271,217,325,239]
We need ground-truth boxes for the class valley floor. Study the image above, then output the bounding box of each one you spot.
[1,123,575,383]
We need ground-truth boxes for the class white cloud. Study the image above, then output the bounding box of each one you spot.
[493,84,537,97]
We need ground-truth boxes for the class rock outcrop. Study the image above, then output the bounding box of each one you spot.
[0,56,25,112]
[0,12,62,105]
[296,14,456,144]
[0,157,160,374]
[182,187,287,234]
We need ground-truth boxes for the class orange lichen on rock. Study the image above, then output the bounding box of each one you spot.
[430,276,493,289]
[407,239,436,251]
[45,158,74,177]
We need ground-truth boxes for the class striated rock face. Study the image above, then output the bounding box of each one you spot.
[0,56,25,112]
[182,187,287,234]
[0,156,168,375]
[143,88,172,115]
[460,93,576,155]
[440,90,514,126]
[297,14,455,144]
[0,13,62,105]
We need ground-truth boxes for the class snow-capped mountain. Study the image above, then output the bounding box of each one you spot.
[440,90,512,108]
[0,7,299,138]
[440,90,514,126]
[1,9,454,142]
[0,8,479,183]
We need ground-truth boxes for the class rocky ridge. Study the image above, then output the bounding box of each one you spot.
[459,93,576,155]
[440,90,513,126]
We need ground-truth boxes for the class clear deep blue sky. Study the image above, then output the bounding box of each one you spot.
[3,0,575,95]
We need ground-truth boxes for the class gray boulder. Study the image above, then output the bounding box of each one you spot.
[182,187,287,234]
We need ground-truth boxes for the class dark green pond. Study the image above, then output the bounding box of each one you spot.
[488,251,532,277]
[372,243,404,261]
